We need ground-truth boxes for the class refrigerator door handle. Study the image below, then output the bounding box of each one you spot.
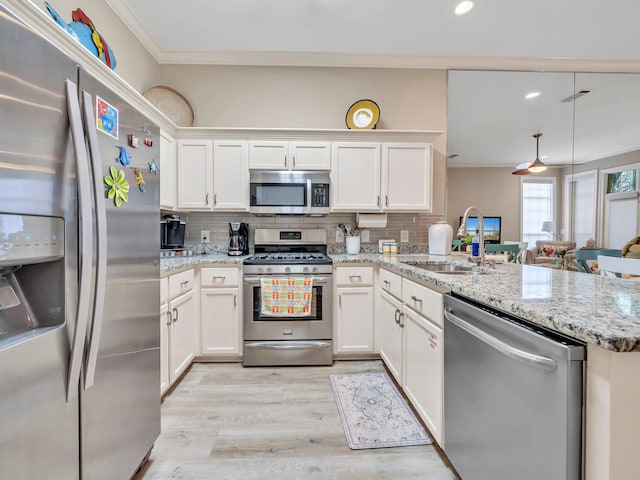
[82,90,109,390]
[65,79,94,402]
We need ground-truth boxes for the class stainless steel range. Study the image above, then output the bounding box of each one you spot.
[243,229,333,366]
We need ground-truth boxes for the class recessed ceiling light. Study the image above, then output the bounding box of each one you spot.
[525,91,541,99]
[454,1,474,15]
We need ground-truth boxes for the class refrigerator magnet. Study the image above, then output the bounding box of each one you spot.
[144,137,153,147]
[96,96,118,139]
[133,167,145,192]
[128,134,139,148]
[104,166,129,207]
[148,159,158,174]
[116,146,131,166]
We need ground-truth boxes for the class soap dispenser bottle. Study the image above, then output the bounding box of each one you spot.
[471,229,480,257]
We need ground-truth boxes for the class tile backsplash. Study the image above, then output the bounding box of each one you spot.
[167,211,447,254]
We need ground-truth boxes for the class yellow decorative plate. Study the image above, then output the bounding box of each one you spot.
[346,99,380,130]
[143,85,194,127]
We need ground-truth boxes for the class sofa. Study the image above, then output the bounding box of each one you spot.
[525,240,576,267]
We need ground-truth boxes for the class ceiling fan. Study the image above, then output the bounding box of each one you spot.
[512,133,547,175]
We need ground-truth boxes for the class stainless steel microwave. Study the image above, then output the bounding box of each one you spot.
[249,171,330,215]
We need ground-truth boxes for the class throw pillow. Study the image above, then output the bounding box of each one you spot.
[539,244,569,258]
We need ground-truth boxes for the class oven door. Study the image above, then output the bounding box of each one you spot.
[243,274,332,341]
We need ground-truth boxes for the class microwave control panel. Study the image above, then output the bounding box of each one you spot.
[311,183,330,207]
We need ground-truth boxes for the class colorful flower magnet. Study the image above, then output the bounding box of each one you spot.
[133,167,145,192]
[148,158,158,174]
[116,146,131,166]
[104,166,129,207]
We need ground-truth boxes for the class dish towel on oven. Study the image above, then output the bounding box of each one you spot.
[261,277,313,316]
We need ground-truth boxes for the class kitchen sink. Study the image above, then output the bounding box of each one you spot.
[401,262,500,275]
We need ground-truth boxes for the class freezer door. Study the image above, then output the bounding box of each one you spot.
[78,69,160,480]
[0,5,80,480]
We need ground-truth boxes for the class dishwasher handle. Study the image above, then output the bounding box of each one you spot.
[444,308,558,372]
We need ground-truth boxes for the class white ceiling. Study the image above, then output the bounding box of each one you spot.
[106,0,640,167]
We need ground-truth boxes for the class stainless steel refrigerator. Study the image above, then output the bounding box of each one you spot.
[0,4,160,479]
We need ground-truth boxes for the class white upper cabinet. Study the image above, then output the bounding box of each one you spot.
[213,140,249,211]
[160,130,177,210]
[249,141,330,170]
[289,142,331,170]
[177,140,213,210]
[331,142,382,211]
[382,143,432,211]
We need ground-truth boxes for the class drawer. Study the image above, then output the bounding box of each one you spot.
[169,269,194,298]
[200,267,240,287]
[402,278,444,328]
[379,268,402,299]
[335,266,373,286]
[160,276,169,303]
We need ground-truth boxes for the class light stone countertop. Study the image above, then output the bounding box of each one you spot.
[332,253,640,353]
[161,252,640,352]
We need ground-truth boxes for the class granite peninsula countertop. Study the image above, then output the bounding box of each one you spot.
[160,252,640,352]
[333,253,640,353]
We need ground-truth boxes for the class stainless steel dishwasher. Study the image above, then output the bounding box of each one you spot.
[443,294,585,480]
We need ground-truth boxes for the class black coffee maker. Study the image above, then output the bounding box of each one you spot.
[228,222,249,256]
[161,215,186,249]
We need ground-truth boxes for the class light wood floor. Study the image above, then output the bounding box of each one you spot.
[134,360,458,480]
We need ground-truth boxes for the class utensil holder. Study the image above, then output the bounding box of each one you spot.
[346,236,361,254]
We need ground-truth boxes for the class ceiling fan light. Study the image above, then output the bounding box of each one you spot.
[528,159,547,173]
[454,1,474,15]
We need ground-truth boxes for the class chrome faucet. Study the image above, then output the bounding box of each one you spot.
[458,206,485,266]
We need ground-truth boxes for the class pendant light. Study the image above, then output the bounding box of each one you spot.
[454,1,475,15]
[512,133,547,175]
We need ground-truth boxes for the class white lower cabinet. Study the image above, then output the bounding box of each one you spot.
[379,289,404,384]
[200,266,242,356]
[334,266,375,354]
[403,306,444,445]
[169,290,197,384]
[377,268,445,445]
[200,288,241,355]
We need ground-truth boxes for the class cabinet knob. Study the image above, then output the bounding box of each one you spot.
[411,295,422,305]
[385,195,389,207]
[166,310,172,326]
[205,193,209,205]
[172,307,178,323]
[398,312,405,328]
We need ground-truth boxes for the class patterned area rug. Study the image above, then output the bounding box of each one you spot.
[329,372,432,450]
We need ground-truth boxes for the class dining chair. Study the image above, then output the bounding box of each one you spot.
[574,248,622,273]
[484,244,519,263]
[451,239,463,252]
[503,240,528,264]
[597,255,640,278]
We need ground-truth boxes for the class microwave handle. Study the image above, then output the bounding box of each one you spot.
[306,178,312,213]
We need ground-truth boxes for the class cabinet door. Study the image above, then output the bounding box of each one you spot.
[160,302,170,395]
[213,140,249,211]
[248,141,288,169]
[335,286,374,354]
[378,290,404,384]
[201,288,241,355]
[160,130,177,210]
[289,142,331,170]
[404,306,444,445]
[177,140,213,210]
[383,143,432,211]
[331,143,381,211]
[169,291,196,384]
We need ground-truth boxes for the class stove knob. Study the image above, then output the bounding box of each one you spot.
[302,266,310,274]
[312,266,318,273]
[266,267,272,274]
[258,266,264,274]
[285,266,291,274]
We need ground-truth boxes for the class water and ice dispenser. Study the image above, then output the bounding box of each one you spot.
[0,214,65,349]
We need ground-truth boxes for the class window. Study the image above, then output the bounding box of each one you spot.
[522,178,555,246]
[606,168,638,194]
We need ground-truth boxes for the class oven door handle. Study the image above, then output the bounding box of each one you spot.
[244,275,331,284]
[244,341,332,350]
